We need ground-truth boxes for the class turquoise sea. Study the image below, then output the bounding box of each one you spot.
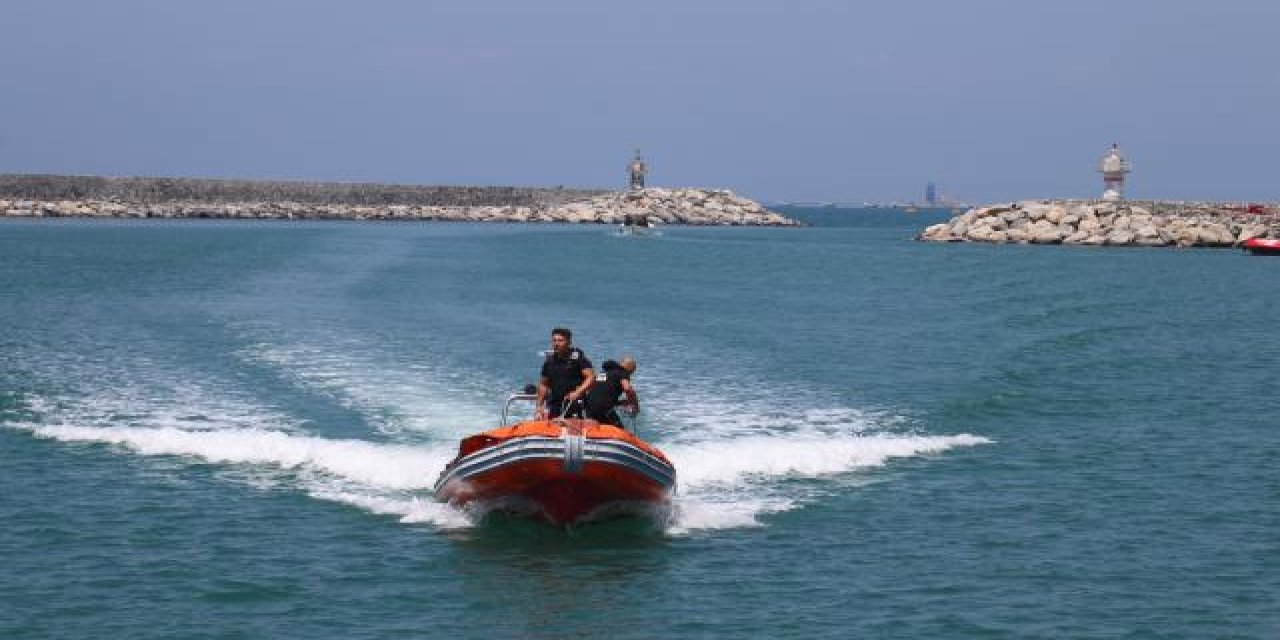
[1,209,1276,638]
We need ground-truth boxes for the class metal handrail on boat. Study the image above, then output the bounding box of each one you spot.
[501,390,642,437]
[501,393,538,427]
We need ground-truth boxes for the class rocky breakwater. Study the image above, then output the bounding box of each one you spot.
[0,188,800,226]
[549,188,801,226]
[918,200,1280,248]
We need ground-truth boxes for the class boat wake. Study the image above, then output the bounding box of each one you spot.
[6,328,989,534]
[7,386,988,535]
[662,431,988,532]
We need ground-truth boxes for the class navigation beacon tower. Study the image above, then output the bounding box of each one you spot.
[627,149,648,190]
[1098,143,1131,202]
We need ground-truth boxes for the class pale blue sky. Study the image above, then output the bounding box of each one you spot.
[2,1,1276,203]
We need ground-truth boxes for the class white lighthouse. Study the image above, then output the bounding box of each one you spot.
[1098,143,1131,202]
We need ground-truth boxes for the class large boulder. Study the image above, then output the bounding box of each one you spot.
[966,226,993,242]
[1064,230,1090,244]
[1094,202,1118,216]
[1024,203,1050,221]
[976,205,1014,219]
[1237,223,1269,244]
[1196,223,1235,247]
[1171,225,1199,247]
[1028,220,1065,244]
[1078,216,1102,235]
[1105,229,1136,246]
[920,223,952,241]
[1134,224,1160,240]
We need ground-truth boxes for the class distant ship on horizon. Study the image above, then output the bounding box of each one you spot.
[768,183,968,211]
[767,200,967,212]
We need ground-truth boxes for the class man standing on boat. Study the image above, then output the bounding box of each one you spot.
[583,357,639,428]
[536,327,594,419]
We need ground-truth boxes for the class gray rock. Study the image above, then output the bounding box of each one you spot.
[1024,204,1049,221]
[966,227,992,242]
[1030,221,1065,244]
[922,223,950,240]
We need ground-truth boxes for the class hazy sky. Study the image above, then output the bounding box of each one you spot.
[2,1,1277,203]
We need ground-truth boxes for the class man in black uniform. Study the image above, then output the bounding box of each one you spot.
[583,357,639,428]
[535,327,594,419]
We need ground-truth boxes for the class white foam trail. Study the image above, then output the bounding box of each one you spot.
[13,385,990,534]
[661,432,990,533]
[666,433,989,488]
[28,425,445,489]
[666,495,796,533]
[308,491,473,529]
[10,419,990,533]
[12,421,473,527]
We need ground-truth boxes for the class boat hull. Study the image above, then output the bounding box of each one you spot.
[1243,238,1280,255]
[434,420,676,525]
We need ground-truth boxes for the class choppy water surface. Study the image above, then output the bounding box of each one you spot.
[1,211,1276,638]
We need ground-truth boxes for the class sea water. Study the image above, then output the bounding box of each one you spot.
[0,211,1276,638]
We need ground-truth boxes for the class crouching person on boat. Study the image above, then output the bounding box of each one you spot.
[535,327,594,419]
[584,357,639,428]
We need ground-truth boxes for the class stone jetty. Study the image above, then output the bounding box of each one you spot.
[0,175,800,226]
[549,188,800,226]
[918,200,1279,248]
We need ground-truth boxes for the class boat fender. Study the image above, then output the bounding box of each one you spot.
[563,429,585,474]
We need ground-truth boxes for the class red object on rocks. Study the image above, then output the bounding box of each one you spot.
[1242,238,1280,255]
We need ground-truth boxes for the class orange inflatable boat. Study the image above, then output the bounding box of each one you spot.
[434,397,676,525]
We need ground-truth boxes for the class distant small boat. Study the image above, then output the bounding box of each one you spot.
[1242,238,1280,255]
[616,215,660,237]
[616,224,657,237]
